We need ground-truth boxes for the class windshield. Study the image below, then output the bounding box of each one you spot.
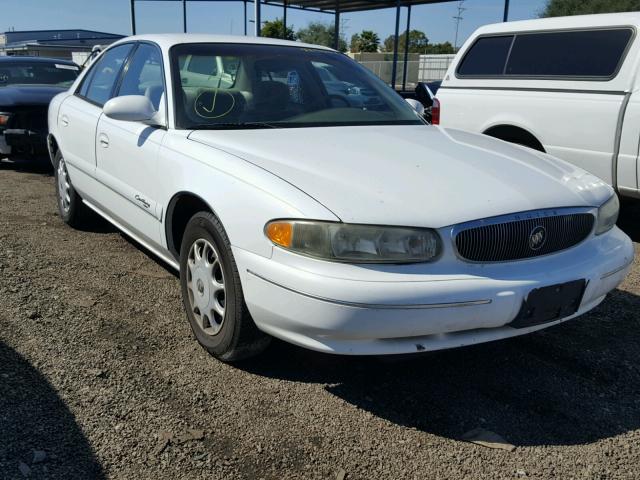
[0,61,79,87]
[170,43,424,129]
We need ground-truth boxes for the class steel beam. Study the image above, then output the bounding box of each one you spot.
[283,0,288,38]
[183,0,188,32]
[390,0,400,90]
[130,0,137,34]
[255,0,261,35]
[333,0,340,50]
[401,5,411,91]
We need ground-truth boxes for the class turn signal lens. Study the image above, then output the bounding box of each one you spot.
[265,220,441,264]
[0,114,10,127]
[266,221,293,248]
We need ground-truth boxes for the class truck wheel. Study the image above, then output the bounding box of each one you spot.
[54,151,90,228]
[179,212,270,362]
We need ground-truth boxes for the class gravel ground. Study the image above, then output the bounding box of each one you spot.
[1,159,639,480]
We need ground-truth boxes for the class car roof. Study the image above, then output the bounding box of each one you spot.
[0,56,77,65]
[473,11,640,36]
[110,33,334,52]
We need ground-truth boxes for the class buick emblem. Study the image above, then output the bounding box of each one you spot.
[529,226,547,251]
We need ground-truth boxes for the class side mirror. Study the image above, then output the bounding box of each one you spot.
[104,95,165,126]
[405,98,425,117]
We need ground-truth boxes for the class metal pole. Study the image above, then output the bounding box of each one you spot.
[254,0,261,36]
[182,0,187,33]
[130,0,136,35]
[333,0,340,50]
[402,5,411,92]
[244,0,247,35]
[391,0,400,90]
[283,0,288,39]
[503,0,510,22]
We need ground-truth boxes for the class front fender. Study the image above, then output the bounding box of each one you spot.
[158,133,339,259]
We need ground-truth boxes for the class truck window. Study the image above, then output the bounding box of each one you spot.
[506,29,633,78]
[456,36,514,76]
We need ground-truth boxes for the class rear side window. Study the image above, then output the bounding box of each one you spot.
[457,28,634,80]
[79,44,133,105]
[457,36,513,76]
[506,29,633,78]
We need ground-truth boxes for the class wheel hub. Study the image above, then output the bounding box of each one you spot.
[186,238,226,336]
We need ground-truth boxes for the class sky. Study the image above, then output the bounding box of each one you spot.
[2,0,548,45]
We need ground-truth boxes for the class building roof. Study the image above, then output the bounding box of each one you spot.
[0,56,77,65]
[135,0,457,13]
[3,29,124,41]
[265,0,457,12]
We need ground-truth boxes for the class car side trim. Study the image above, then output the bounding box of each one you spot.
[246,269,492,310]
[82,199,180,271]
[437,86,628,96]
[601,259,634,280]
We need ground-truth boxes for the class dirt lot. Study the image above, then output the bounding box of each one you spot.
[1,159,639,480]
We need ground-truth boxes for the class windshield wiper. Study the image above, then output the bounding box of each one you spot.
[189,122,278,130]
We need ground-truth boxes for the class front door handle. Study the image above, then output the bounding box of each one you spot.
[98,133,109,148]
[60,115,69,127]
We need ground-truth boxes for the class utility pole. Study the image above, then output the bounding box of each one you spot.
[453,0,466,51]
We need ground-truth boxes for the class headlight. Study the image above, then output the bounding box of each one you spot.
[265,220,441,263]
[595,194,619,235]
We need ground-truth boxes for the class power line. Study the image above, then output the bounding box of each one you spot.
[453,0,466,51]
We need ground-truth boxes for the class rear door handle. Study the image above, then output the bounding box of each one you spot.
[99,133,109,148]
[60,115,69,127]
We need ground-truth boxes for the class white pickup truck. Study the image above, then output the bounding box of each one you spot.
[435,12,640,200]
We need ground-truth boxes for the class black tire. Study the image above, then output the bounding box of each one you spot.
[53,150,90,228]
[179,211,270,362]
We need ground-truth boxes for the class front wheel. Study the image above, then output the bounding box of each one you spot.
[179,212,270,362]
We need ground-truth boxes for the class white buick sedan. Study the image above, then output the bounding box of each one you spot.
[48,34,634,361]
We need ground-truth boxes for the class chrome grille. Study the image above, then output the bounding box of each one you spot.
[454,211,595,262]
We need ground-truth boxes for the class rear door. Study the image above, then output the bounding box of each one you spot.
[57,43,134,194]
[94,42,167,246]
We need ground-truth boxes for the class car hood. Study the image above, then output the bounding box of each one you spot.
[188,125,612,227]
[0,85,67,107]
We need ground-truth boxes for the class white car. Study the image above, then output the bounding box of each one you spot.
[436,12,640,200]
[48,34,634,361]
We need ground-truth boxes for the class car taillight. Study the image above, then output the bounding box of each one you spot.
[431,98,440,125]
[0,113,11,128]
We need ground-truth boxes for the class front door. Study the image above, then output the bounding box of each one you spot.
[95,43,167,247]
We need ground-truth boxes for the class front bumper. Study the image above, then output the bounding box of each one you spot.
[234,226,634,355]
[3,128,48,157]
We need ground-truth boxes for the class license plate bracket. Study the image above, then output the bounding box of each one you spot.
[509,279,586,329]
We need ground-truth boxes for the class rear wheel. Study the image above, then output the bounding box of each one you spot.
[54,152,89,228]
[179,212,270,362]
[54,151,90,228]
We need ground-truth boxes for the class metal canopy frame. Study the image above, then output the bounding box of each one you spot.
[129,0,512,90]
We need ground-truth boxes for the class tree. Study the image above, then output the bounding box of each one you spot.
[423,41,455,54]
[541,0,640,17]
[383,29,428,53]
[261,18,296,40]
[296,22,347,52]
[350,30,380,53]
